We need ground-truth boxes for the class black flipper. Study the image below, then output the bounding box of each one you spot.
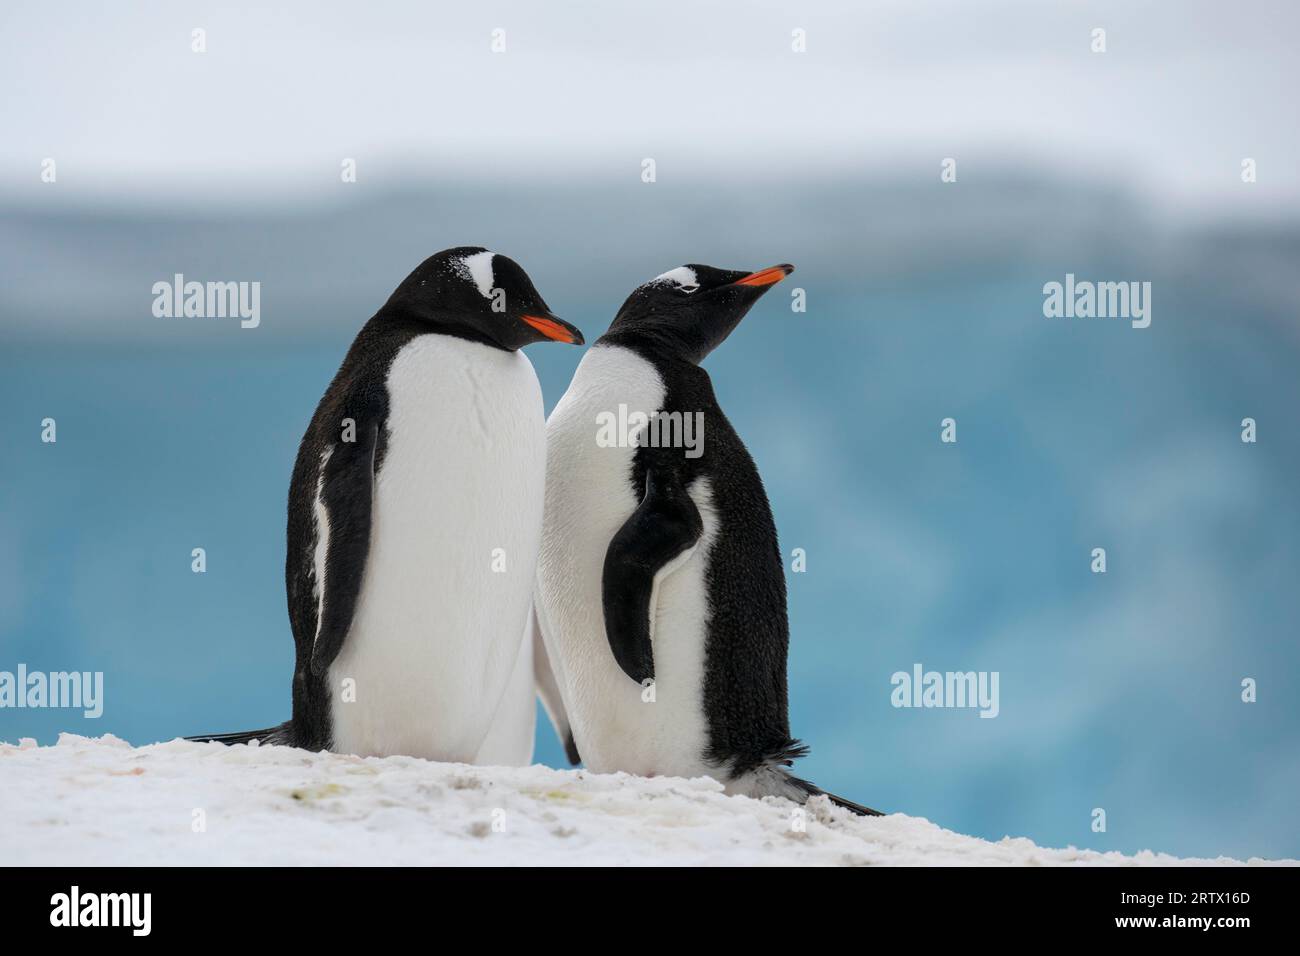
[309,419,380,678]
[601,466,704,684]
[186,721,292,746]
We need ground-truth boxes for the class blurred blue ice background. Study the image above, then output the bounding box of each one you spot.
[2,0,1298,860]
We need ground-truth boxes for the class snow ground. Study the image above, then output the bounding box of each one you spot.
[1,734,1289,866]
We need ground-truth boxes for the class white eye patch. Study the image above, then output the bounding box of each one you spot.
[454,250,496,299]
[649,266,699,293]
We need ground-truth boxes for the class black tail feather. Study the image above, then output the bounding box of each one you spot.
[185,722,291,746]
[822,790,885,817]
[791,776,885,816]
[754,738,883,816]
[749,738,885,817]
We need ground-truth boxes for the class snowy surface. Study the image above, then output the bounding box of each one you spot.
[2,734,1289,866]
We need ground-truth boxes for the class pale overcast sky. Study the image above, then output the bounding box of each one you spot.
[2,0,1296,213]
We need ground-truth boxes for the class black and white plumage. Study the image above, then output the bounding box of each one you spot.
[190,247,583,760]
[535,263,881,815]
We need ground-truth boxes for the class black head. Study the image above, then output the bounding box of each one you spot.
[380,246,583,350]
[605,263,793,363]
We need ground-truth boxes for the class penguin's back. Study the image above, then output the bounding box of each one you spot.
[635,347,797,782]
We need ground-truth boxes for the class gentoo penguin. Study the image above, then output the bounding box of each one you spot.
[190,247,583,761]
[534,263,881,814]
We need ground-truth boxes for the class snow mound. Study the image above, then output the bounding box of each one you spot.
[0,734,1284,866]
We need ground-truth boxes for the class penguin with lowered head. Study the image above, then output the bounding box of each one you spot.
[191,247,583,763]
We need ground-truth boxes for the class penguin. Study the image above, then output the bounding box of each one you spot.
[190,247,583,761]
[534,263,882,814]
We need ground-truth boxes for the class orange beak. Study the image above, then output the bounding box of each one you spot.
[521,313,583,344]
[733,264,794,287]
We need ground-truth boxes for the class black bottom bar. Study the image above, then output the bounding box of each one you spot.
[1,865,1291,940]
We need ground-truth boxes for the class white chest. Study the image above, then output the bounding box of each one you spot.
[328,335,545,761]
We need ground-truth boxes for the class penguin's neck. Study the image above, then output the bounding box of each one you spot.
[597,329,701,369]
[376,306,512,352]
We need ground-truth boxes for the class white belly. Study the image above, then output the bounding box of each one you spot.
[329,335,545,761]
[536,344,717,779]
[471,614,537,766]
